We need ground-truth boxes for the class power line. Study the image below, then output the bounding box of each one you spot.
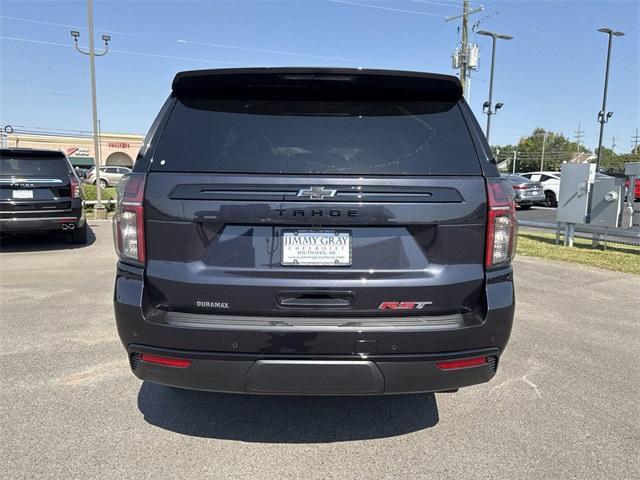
[540,0,640,27]
[409,0,471,9]
[0,36,250,66]
[173,38,404,64]
[0,14,415,67]
[494,15,639,72]
[329,0,445,17]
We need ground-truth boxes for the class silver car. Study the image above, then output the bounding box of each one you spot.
[85,166,131,188]
[501,174,545,209]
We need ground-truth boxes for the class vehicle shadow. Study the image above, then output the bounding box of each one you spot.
[137,381,439,442]
[0,226,96,252]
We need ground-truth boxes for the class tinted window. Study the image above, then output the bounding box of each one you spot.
[152,99,481,175]
[0,153,69,176]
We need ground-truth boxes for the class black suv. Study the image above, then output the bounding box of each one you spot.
[113,68,517,395]
[0,148,87,243]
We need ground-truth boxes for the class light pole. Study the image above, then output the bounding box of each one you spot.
[594,27,624,173]
[477,30,513,144]
[70,0,110,219]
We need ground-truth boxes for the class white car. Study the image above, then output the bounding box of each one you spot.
[519,171,561,207]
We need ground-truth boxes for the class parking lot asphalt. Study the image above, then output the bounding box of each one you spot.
[516,205,557,224]
[1,222,639,480]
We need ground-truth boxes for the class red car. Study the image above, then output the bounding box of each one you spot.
[625,178,640,200]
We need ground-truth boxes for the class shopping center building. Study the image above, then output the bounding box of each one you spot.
[3,131,144,169]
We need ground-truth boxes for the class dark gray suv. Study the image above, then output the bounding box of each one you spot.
[1,148,87,243]
[113,68,517,395]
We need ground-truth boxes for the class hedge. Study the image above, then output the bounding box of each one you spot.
[82,185,117,211]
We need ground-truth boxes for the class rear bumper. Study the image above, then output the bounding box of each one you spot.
[114,262,515,395]
[514,193,545,205]
[128,345,499,395]
[0,202,83,233]
[0,214,84,232]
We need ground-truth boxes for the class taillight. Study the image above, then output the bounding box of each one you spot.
[113,173,146,264]
[70,175,81,198]
[512,184,527,190]
[485,177,518,268]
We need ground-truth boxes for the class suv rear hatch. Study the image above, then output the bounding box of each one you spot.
[140,70,489,321]
[0,150,75,216]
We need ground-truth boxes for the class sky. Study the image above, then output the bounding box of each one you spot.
[1,0,638,151]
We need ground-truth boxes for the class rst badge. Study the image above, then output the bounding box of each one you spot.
[378,301,433,310]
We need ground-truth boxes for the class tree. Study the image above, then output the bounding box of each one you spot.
[599,150,640,172]
[493,128,586,172]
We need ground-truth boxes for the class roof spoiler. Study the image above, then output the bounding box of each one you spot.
[0,148,66,158]
[172,68,463,101]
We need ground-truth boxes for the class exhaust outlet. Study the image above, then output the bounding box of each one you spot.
[68,223,75,230]
[61,224,68,230]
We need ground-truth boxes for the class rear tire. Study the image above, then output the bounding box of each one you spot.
[71,223,88,244]
[99,179,108,189]
[543,191,557,208]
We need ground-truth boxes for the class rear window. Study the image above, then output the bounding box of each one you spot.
[0,153,69,177]
[152,99,481,175]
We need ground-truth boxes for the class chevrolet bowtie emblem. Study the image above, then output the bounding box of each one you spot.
[297,186,338,199]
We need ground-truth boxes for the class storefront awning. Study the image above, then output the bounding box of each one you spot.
[69,157,94,167]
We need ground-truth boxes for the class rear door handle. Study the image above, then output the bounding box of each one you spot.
[277,291,354,308]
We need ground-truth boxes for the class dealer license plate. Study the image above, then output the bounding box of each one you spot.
[12,190,33,199]
[282,230,352,266]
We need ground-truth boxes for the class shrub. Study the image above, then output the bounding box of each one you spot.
[82,185,117,211]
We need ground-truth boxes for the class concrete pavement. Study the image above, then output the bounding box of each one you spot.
[1,223,638,479]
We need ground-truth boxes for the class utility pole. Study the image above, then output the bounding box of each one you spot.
[573,122,584,154]
[540,132,548,172]
[512,150,517,174]
[446,1,483,100]
[611,135,617,152]
[460,0,469,92]
[70,0,111,219]
[632,128,639,156]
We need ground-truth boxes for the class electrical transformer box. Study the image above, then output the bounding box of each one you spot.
[590,176,624,227]
[557,163,596,224]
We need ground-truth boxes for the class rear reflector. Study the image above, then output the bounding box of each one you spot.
[436,356,487,370]
[140,353,192,368]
